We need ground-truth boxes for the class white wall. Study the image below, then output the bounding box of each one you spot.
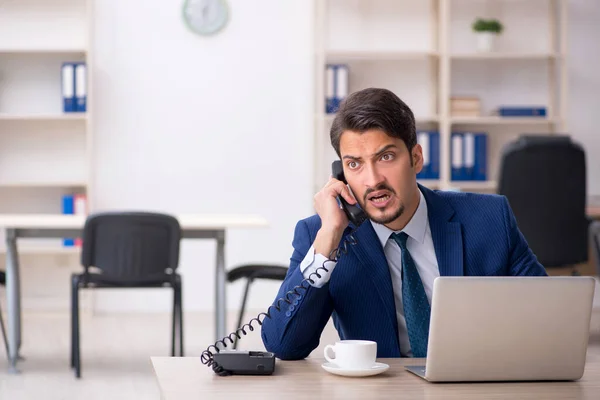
[91,0,315,313]
[88,0,600,315]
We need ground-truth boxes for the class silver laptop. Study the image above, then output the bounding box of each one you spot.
[405,276,596,382]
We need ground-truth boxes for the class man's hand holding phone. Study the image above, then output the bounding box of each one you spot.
[312,176,357,259]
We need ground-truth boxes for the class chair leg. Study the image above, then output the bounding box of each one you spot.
[0,303,9,360]
[233,278,253,350]
[72,275,81,378]
[177,280,183,357]
[171,286,177,357]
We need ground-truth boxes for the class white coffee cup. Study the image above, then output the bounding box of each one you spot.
[324,340,377,369]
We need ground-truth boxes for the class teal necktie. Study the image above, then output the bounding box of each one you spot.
[391,232,431,357]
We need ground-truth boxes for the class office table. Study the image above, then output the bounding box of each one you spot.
[151,355,600,399]
[0,213,268,373]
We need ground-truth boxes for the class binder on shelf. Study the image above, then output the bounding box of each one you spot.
[325,65,335,114]
[62,194,74,246]
[450,131,488,181]
[334,64,348,112]
[417,131,430,179]
[416,131,440,180]
[473,133,488,181]
[451,133,464,181]
[463,133,475,180]
[498,107,547,117]
[61,63,76,113]
[75,62,87,112]
[325,64,349,114]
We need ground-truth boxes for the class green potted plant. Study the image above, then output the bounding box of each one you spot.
[472,18,504,52]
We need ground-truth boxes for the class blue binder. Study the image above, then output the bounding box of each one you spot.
[473,133,488,181]
[325,65,335,114]
[429,131,440,180]
[75,62,87,112]
[62,63,76,112]
[417,131,440,180]
[62,195,74,246]
[498,107,546,117]
[334,64,348,112]
[451,133,465,181]
[416,131,431,179]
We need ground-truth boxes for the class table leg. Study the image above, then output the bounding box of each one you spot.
[215,230,226,341]
[5,229,22,373]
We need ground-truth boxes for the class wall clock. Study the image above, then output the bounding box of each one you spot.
[183,0,229,36]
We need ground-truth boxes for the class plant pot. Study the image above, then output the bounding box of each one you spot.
[476,32,496,52]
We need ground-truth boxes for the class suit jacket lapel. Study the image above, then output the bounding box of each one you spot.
[420,185,464,277]
[348,221,399,339]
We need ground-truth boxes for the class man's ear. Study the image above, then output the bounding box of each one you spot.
[412,144,424,174]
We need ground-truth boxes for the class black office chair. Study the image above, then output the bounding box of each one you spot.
[0,271,8,359]
[226,264,288,349]
[71,212,183,378]
[498,135,590,270]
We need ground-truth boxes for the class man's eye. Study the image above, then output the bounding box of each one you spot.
[381,153,394,161]
[348,161,358,169]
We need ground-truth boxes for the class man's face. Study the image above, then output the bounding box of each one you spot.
[339,129,423,228]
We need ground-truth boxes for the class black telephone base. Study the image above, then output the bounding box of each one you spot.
[212,350,276,376]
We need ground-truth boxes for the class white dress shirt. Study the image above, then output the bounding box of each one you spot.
[300,188,440,357]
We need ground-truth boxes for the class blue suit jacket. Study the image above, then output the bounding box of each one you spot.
[261,185,547,360]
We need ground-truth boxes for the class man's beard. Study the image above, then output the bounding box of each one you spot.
[367,202,405,225]
[361,183,405,225]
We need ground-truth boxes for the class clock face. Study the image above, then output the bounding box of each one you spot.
[183,0,229,36]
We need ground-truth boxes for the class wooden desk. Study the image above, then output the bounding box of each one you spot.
[0,213,268,373]
[151,355,600,399]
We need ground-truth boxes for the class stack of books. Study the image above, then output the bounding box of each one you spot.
[450,96,481,117]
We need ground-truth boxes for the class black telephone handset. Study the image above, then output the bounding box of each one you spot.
[201,163,364,377]
[331,160,368,227]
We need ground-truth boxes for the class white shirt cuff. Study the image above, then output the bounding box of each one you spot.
[299,245,337,288]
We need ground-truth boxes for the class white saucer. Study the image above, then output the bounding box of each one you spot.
[321,362,390,377]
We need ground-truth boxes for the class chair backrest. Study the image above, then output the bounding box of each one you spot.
[497,135,589,268]
[81,212,181,280]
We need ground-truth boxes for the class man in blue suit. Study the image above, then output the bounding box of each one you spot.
[261,88,547,360]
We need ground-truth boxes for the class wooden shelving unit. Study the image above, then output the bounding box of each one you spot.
[0,0,93,254]
[313,0,568,195]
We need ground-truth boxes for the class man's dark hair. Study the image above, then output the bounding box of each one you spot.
[330,88,417,159]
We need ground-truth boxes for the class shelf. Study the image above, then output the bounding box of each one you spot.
[450,53,561,60]
[450,116,558,125]
[326,50,439,62]
[0,48,87,55]
[0,245,81,255]
[0,182,87,188]
[0,114,87,122]
[449,181,498,191]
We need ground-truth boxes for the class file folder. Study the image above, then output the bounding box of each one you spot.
[62,195,74,246]
[75,63,87,112]
[451,133,464,181]
[326,65,335,114]
[335,64,348,111]
[62,63,75,113]
[473,133,488,181]
[463,133,475,180]
[417,131,430,179]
